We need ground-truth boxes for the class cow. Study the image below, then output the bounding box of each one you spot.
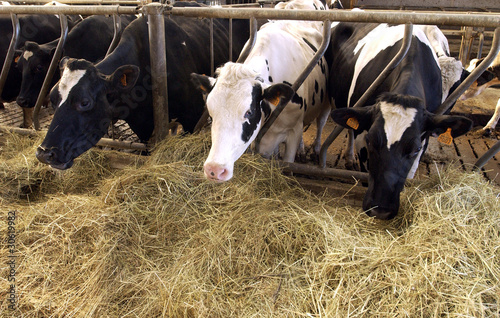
[327,22,472,220]
[459,53,500,135]
[35,12,250,170]
[191,0,332,182]
[15,14,136,127]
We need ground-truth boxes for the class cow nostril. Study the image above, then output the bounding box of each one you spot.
[210,171,215,176]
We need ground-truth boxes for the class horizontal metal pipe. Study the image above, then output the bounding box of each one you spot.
[0,5,138,15]
[276,161,369,182]
[0,125,148,151]
[17,0,142,4]
[168,7,500,28]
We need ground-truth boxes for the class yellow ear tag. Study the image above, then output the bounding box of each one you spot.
[269,96,280,106]
[14,55,20,63]
[346,117,359,130]
[438,127,453,145]
[120,74,127,86]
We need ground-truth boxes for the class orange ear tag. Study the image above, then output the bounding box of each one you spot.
[14,56,20,63]
[199,85,207,92]
[438,127,453,145]
[120,74,128,86]
[269,96,280,106]
[346,117,359,130]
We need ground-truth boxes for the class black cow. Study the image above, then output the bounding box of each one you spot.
[327,23,472,220]
[35,13,249,170]
[0,14,80,108]
[16,15,136,109]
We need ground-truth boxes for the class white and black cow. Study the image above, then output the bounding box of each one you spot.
[191,0,331,182]
[35,11,249,170]
[0,14,80,108]
[16,15,136,110]
[327,23,472,219]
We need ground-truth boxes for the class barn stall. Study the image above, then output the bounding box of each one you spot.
[1,0,500,316]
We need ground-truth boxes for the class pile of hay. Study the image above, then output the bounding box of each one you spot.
[1,132,499,317]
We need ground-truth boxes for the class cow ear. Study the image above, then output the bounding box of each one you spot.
[59,56,70,70]
[109,65,140,91]
[330,106,374,133]
[262,83,294,107]
[426,114,473,140]
[190,73,215,94]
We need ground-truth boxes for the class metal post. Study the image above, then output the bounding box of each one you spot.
[210,18,214,76]
[0,13,20,100]
[145,3,169,144]
[319,23,413,168]
[106,14,122,57]
[33,14,69,130]
[229,18,233,61]
[255,21,332,153]
[236,17,257,63]
[436,27,500,116]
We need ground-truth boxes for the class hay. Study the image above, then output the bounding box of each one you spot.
[1,132,499,317]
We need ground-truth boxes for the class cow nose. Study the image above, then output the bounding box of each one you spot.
[204,163,230,181]
[36,146,56,164]
[16,96,30,108]
[365,207,396,220]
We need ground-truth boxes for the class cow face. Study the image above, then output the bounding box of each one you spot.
[16,41,55,108]
[332,93,472,220]
[36,57,139,170]
[191,63,293,182]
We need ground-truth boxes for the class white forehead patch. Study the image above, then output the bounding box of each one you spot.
[58,68,87,107]
[23,51,33,61]
[380,101,417,150]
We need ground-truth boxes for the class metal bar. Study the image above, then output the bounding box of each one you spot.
[33,14,69,131]
[0,13,20,100]
[12,0,142,4]
[319,23,414,168]
[254,21,332,154]
[167,7,500,28]
[0,5,139,15]
[436,27,500,115]
[145,3,169,144]
[236,17,257,63]
[474,139,500,170]
[210,18,215,76]
[477,31,485,59]
[277,161,369,182]
[229,18,233,62]
[106,14,122,57]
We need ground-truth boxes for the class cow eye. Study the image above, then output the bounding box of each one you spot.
[244,109,252,119]
[408,146,422,158]
[76,98,93,112]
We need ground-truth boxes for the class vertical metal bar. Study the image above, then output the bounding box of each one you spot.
[436,27,500,116]
[106,14,122,57]
[0,13,20,100]
[229,18,233,61]
[255,21,332,154]
[210,18,214,76]
[477,31,484,59]
[33,14,69,130]
[145,3,169,143]
[236,17,257,63]
[319,23,413,167]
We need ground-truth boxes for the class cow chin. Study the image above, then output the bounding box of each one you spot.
[50,159,74,171]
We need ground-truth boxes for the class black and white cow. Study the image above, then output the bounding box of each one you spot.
[327,22,472,219]
[0,13,79,108]
[191,0,331,182]
[16,15,136,110]
[35,13,249,170]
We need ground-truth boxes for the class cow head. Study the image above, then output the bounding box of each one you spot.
[331,93,472,220]
[16,41,56,108]
[36,57,139,170]
[191,63,294,182]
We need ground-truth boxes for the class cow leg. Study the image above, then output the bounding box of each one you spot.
[483,98,500,135]
[311,104,332,163]
[21,108,34,129]
[343,129,358,170]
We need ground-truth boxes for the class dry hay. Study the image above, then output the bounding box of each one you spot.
[1,131,499,317]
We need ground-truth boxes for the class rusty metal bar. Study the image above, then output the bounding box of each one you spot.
[106,14,122,57]
[0,13,19,101]
[319,23,414,168]
[436,27,500,115]
[254,21,332,154]
[33,14,69,130]
[236,17,257,63]
[0,5,139,15]
[145,3,169,144]
[167,7,500,28]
